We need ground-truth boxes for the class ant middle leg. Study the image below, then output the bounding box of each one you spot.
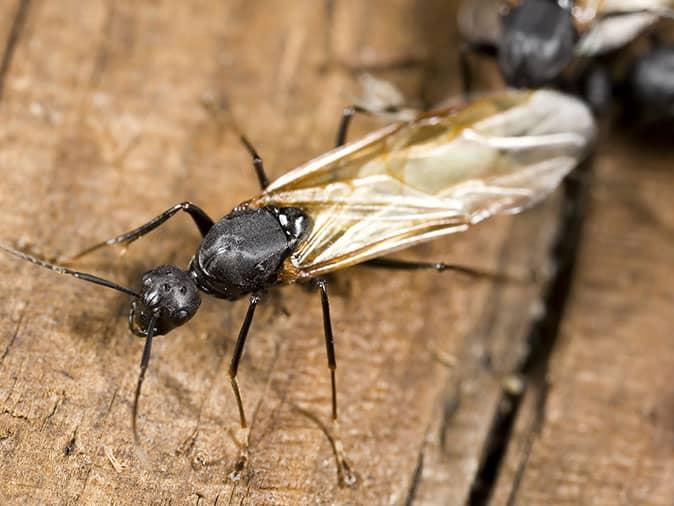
[62,202,215,263]
[227,293,261,480]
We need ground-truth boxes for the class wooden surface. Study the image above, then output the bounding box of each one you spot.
[0,1,670,505]
[490,134,674,506]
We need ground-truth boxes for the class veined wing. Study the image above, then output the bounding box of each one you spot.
[250,89,596,280]
[574,0,674,19]
[575,0,674,55]
[457,0,674,55]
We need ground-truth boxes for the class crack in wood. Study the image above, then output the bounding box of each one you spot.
[467,157,594,506]
[0,1,600,502]
[40,391,65,431]
[502,380,550,506]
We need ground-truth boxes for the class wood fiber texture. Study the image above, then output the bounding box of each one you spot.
[0,1,643,505]
[490,134,674,506]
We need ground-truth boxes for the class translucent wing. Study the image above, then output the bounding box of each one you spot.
[575,0,674,55]
[250,90,596,280]
[575,0,674,18]
[458,0,674,56]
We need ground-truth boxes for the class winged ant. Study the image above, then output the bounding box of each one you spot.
[458,0,674,121]
[0,88,596,485]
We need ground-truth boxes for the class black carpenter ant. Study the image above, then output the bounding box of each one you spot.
[0,88,596,485]
[458,0,674,119]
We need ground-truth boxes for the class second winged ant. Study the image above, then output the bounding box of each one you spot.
[458,0,674,119]
[0,88,596,485]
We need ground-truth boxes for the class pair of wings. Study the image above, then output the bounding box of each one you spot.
[248,89,596,280]
[459,0,674,57]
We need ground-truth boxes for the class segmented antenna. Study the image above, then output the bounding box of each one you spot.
[0,243,140,298]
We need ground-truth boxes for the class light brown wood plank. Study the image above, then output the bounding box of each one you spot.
[0,1,570,503]
[491,134,674,506]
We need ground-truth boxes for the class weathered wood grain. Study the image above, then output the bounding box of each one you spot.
[490,134,674,506]
[0,1,567,504]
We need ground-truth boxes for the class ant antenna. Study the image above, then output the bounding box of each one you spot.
[132,312,158,445]
[0,243,140,298]
[0,243,160,449]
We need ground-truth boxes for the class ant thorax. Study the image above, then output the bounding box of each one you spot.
[188,206,310,301]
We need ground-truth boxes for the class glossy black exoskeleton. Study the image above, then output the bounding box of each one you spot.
[127,206,310,338]
[498,0,577,88]
[0,198,312,480]
[459,0,579,92]
[459,0,674,120]
[0,127,356,484]
[190,206,309,301]
[129,265,202,337]
[0,91,590,487]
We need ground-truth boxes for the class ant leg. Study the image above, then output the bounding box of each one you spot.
[336,102,411,148]
[132,313,159,445]
[316,279,357,487]
[460,41,498,98]
[362,258,532,284]
[62,202,214,263]
[239,135,270,190]
[335,105,370,147]
[227,293,261,480]
[198,95,270,190]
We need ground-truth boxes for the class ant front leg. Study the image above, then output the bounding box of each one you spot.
[62,202,215,263]
[316,279,357,487]
[227,293,261,481]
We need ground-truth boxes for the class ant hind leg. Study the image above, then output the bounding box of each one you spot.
[316,279,358,487]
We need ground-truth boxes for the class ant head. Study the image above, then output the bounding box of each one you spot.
[499,0,577,87]
[0,245,204,446]
[129,265,201,337]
